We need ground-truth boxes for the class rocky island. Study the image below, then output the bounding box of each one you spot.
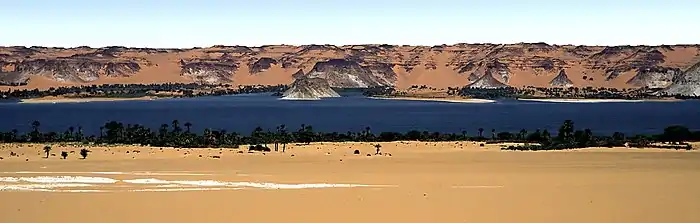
[282,77,340,100]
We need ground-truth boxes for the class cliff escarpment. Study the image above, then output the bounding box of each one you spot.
[2,44,700,90]
[661,61,700,96]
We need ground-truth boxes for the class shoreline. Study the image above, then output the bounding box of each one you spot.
[369,96,495,103]
[517,98,663,103]
[19,96,161,104]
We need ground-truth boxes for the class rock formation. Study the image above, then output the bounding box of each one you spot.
[626,66,682,89]
[1,59,141,84]
[180,61,237,84]
[282,77,340,100]
[661,62,700,96]
[465,71,509,89]
[301,59,396,88]
[2,44,700,90]
[248,57,277,74]
[0,71,27,85]
[549,69,574,87]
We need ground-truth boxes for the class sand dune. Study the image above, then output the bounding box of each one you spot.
[1,142,699,223]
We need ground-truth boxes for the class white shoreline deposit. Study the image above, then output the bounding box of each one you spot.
[0,175,393,193]
[369,97,495,103]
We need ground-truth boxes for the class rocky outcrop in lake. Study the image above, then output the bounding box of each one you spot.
[301,59,396,88]
[282,77,340,100]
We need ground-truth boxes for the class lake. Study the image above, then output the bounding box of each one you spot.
[1,93,699,136]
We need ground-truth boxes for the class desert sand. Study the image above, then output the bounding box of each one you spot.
[1,142,699,223]
[370,96,495,103]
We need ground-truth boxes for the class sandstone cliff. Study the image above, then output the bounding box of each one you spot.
[2,44,700,90]
[282,77,340,100]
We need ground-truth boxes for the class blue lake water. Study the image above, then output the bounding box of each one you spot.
[1,93,699,136]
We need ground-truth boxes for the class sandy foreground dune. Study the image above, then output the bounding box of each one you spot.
[1,142,700,223]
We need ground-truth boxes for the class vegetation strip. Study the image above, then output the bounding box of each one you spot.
[1,120,696,152]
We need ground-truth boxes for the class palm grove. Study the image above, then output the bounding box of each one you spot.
[1,120,697,152]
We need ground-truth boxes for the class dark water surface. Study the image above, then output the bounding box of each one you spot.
[1,94,699,136]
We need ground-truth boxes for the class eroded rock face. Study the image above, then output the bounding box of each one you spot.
[661,62,700,96]
[248,57,278,74]
[2,44,700,88]
[465,71,509,89]
[550,69,574,87]
[0,71,26,85]
[282,77,340,100]
[180,61,237,84]
[302,59,396,88]
[0,59,140,83]
[626,66,681,89]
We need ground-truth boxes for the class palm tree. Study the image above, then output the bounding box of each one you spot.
[274,125,282,152]
[10,129,18,141]
[364,126,372,141]
[184,122,192,133]
[43,145,52,158]
[30,120,42,142]
[279,125,288,152]
[76,126,83,141]
[31,120,41,133]
[171,120,182,134]
[519,129,528,140]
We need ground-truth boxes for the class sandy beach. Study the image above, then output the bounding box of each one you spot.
[19,96,160,104]
[1,141,699,223]
[370,96,495,103]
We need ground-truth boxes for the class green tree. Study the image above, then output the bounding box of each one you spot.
[79,148,90,159]
[558,120,575,142]
[30,120,42,142]
[541,129,552,144]
[661,125,692,143]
